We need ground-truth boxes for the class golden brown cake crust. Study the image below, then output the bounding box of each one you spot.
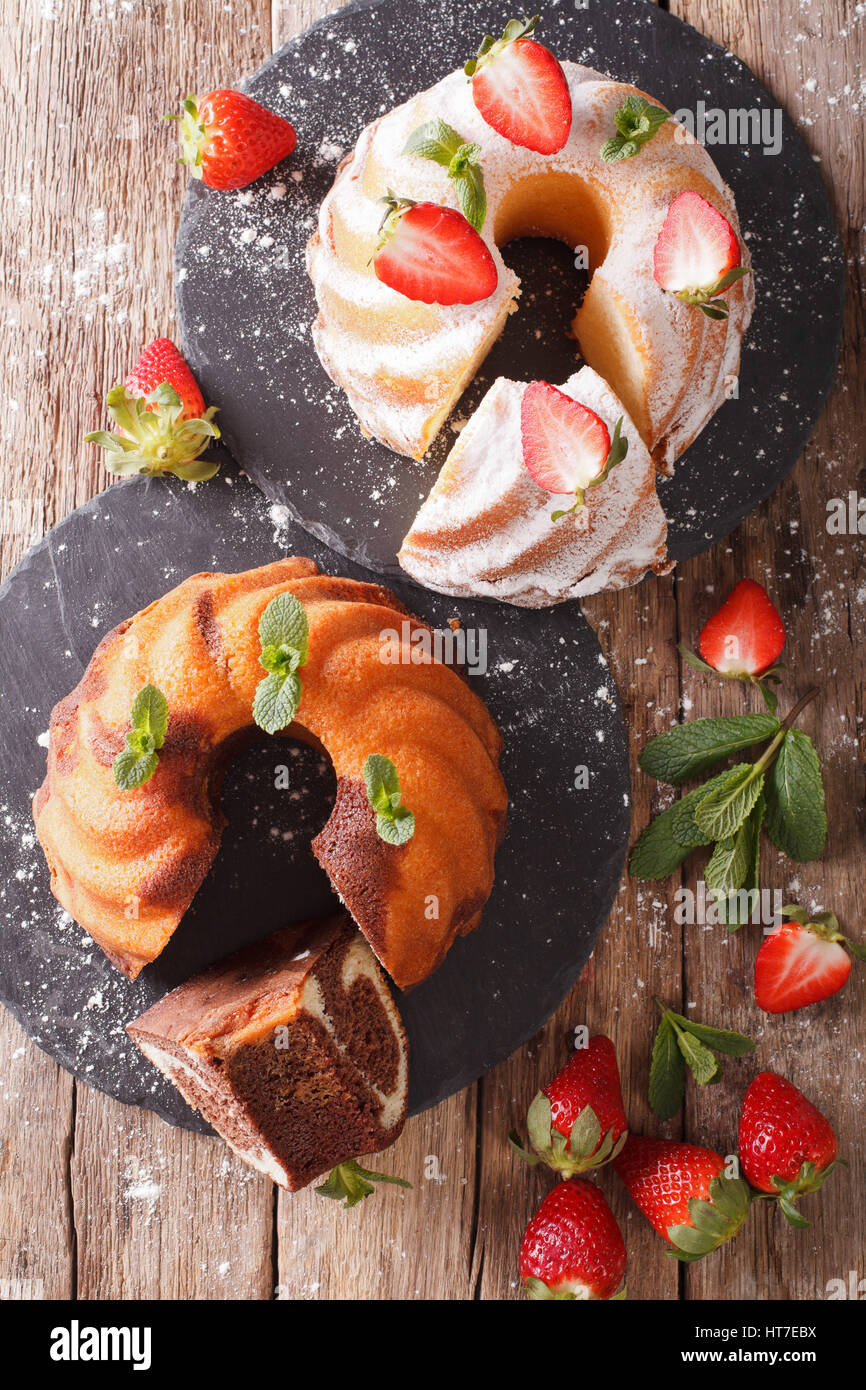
[33,558,508,989]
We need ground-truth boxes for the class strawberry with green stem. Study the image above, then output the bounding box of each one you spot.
[614,1134,752,1261]
[680,579,786,711]
[86,338,220,481]
[653,189,751,320]
[465,16,572,156]
[172,89,296,191]
[754,905,866,1013]
[372,194,498,305]
[738,1072,845,1227]
[520,382,629,521]
[509,1034,628,1176]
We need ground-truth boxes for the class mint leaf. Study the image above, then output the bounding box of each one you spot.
[253,670,301,735]
[669,771,732,848]
[258,592,308,668]
[601,96,669,163]
[669,1014,754,1058]
[639,714,780,786]
[113,682,170,790]
[630,793,700,879]
[763,729,827,862]
[403,118,463,166]
[694,763,764,841]
[714,796,764,929]
[648,1015,686,1120]
[363,754,415,846]
[674,1028,720,1086]
[403,120,487,232]
[254,593,308,733]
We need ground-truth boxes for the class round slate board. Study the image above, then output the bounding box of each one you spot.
[175,0,843,581]
[0,461,629,1131]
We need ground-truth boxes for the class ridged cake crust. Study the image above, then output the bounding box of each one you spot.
[398,367,671,607]
[33,559,507,989]
[127,913,409,1190]
[306,62,753,470]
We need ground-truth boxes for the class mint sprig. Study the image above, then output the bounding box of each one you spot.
[252,592,309,734]
[649,999,754,1120]
[630,689,825,905]
[363,754,415,846]
[601,95,669,163]
[550,417,629,521]
[113,683,169,790]
[315,1159,412,1210]
[402,119,487,232]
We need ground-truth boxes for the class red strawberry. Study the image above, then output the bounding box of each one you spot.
[680,578,786,708]
[755,906,864,1013]
[373,196,497,305]
[614,1134,751,1260]
[738,1072,843,1225]
[126,338,205,420]
[465,17,572,155]
[510,1034,628,1177]
[85,338,220,481]
[520,382,628,520]
[174,90,296,191]
[653,190,750,319]
[519,1178,626,1300]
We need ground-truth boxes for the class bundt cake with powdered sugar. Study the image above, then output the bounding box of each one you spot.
[127,913,409,1192]
[306,47,753,471]
[33,558,507,990]
[399,366,671,607]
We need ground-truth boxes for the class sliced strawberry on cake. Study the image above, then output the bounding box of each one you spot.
[465,16,572,155]
[754,905,866,1014]
[372,195,498,305]
[520,380,628,519]
[653,190,751,319]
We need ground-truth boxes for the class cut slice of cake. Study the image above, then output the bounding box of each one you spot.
[398,366,671,608]
[127,913,409,1193]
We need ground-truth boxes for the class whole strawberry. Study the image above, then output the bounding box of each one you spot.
[614,1134,751,1261]
[519,1178,626,1300]
[738,1072,844,1226]
[679,578,786,709]
[509,1034,628,1177]
[85,338,220,480]
[175,90,296,190]
[754,906,865,1013]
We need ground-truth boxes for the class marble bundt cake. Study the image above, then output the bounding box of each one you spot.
[306,61,753,471]
[33,559,507,989]
[127,913,409,1191]
[398,366,671,607]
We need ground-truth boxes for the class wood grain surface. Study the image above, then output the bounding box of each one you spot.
[0,0,862,1301]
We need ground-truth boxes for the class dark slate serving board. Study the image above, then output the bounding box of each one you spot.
[0,461,629,1130]
[175,0,843,581]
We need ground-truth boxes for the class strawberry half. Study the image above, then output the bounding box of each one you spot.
[738,1072,844,1226]
[519,1178,627,1301]
[465,16,572,155]
[85,338,220,481]
[653,190,751,319]
[174,90,296,191]
[520,381,628,519]
[373,195,498,305]
[679,578,786,709]
[613,1135,752,1261]
[509,1034,628,1177]
[754,905,865,1014]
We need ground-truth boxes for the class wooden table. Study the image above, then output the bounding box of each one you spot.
[1,0,862,1301]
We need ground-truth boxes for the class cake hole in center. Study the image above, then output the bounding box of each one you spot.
[149,738,339,991]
